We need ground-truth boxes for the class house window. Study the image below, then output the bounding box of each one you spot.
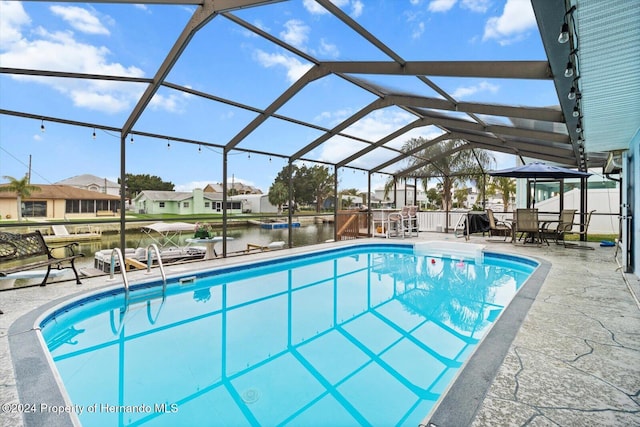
[96,200,110,211]
[66,200,80,213]
[204,202,210,208]
[66,199,100,213]
[159,202,165,208]
[224,202,241,210]
[22,201,47,217]
[183,202,190,208]
[81,200,94,213]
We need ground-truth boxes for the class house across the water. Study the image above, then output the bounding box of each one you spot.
[133,188,243,215]
[0,184,121,220]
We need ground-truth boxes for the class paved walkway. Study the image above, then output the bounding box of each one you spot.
[431,235,640,426]
[1,234,638,426]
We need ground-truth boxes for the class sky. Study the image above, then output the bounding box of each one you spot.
[0,0,559,194]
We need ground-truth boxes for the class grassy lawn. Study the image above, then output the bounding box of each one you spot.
[564,233,617,242]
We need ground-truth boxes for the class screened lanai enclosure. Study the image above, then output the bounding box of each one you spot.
[1,1,638,272]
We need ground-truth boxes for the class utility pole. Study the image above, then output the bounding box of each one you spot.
[27,154,32,183]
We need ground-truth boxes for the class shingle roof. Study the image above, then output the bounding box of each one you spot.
[0,184,120,200]
[55,174,119,188]
[136,190,193,202]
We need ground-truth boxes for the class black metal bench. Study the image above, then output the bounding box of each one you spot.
[0,230,84,287]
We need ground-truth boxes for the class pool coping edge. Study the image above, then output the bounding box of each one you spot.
[424,256,551,427]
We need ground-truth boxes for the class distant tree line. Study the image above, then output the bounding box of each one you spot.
[268,164,334,213]
[119,173,174,200]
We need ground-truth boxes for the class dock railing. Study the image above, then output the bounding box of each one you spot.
[336,210,368,240]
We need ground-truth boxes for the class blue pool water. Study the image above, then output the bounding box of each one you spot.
[40,243,537,426]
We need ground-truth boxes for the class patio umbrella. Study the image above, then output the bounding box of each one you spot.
[489,162,591,208]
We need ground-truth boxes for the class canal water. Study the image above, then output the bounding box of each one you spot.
[75,223,336,269]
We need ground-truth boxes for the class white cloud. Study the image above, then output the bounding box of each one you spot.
[350,0,364,18]
[428,0,457,13]
[149,92,189,114]
[460,0,490,13]
[303,0,362,17]
[251,19,269,33]
[302,0,328,15]
[349,125,445,173]
[452,81,499,99]
[220,110,235,120]
[317,109,433,167]
[2,28,146,113]
[174,181,211,192]
[174,179,261,193]
[0,1,31,46]
[253,49,313,83]
[427,0,488,14]
[483,0,536,45]
[0,5,184,115]
[318,38,340,58]
[412,21,425,39]
[70,90,131,113]
[280,19,309,49]
[314,108,353,125]
[50,5,110,35]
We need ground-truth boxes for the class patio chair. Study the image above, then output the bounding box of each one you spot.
[514,208,542,245]
[402,205,419,237]
[540,209,576,245]
[486,209,511,241]
[387,209,406,238]
[562,210,596,249]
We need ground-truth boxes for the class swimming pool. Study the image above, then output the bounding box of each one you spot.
[39,242,537,426]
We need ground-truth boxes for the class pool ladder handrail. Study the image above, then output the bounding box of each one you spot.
[109,246,167,334]
[109,245,167,299]
[146,243,167,290]
[110,248,130,301]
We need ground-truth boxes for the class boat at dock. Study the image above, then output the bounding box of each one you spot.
[93,222,207,272]
[43,224,101,243]
[248,219,301,229]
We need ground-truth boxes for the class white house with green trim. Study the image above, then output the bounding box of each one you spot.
[133,189,243,215]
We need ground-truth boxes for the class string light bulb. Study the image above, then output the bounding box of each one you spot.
[40,119,45,133]
[572,105,580,118]
[130,136,134,144]
[92,128,96,140]
[568,86,577,100]
[564,60,574,78]
[558,23,570,44]
[198,144,202,153]
[167,139,171,150]
[558,6,576,44]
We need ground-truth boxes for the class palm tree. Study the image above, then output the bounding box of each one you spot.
[397,138,494,210]
[487,177,516,212]
[382,176,398,203]
[453,186,469,208]
[0,175,41,222]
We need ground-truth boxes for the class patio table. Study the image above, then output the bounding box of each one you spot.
[186,236,233,259]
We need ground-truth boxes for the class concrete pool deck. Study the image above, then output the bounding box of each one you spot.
[1,233,639,426]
